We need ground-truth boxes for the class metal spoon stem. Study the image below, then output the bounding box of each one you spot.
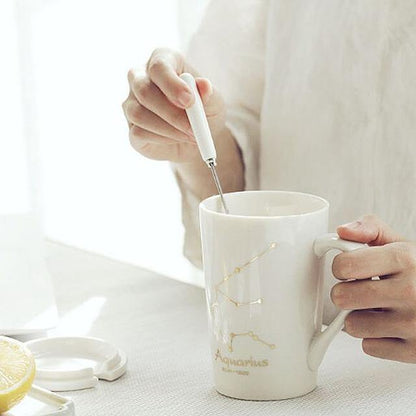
[208,161,229,214]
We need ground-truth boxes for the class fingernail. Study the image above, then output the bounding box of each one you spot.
[178,90,192,107]
[341,220,362,229]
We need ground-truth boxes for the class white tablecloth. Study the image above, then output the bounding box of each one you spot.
[45,242,416,416]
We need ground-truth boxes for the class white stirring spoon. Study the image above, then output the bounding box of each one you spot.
[179,73,229,214]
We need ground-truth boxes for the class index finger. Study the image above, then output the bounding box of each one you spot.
[332,242,416,280]
[146,48,194,109]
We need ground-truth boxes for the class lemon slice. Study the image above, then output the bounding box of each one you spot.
[0,336,36,413]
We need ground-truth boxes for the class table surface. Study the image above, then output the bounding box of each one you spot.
[44,242,416,416]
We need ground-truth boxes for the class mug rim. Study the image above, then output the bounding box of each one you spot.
[199,190,329,220]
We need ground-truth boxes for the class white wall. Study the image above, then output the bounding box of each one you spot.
[10,0,208,285]
[0,0,31,215]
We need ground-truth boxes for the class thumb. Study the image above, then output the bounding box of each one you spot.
[195,77,224,119]
[337,214,403,246]
[195,77,213,104]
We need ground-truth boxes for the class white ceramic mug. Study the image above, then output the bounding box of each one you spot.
[199,191,365,400]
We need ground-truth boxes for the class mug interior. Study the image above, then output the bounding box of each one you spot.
[200,191,328,218]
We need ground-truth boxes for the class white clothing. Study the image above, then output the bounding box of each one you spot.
[177,0,416,322]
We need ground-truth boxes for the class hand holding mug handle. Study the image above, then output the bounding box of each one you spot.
[308,233,366,371]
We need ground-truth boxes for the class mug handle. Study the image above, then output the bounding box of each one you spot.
[307,233,366,371]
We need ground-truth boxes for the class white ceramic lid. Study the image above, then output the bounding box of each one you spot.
[25,336,127,391]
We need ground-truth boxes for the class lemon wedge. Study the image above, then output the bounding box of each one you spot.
[0,336,36,413]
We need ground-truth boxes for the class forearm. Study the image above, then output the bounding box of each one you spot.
[173,126,245,201]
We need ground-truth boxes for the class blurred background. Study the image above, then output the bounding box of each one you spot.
[1,0,209,287]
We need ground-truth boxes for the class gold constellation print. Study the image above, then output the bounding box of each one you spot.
[210,242,278,354]
[228,331,276,353]
[212,242,277,308]
[215,290,263,308]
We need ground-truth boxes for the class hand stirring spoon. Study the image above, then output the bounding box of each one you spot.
[180,73,229,214]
